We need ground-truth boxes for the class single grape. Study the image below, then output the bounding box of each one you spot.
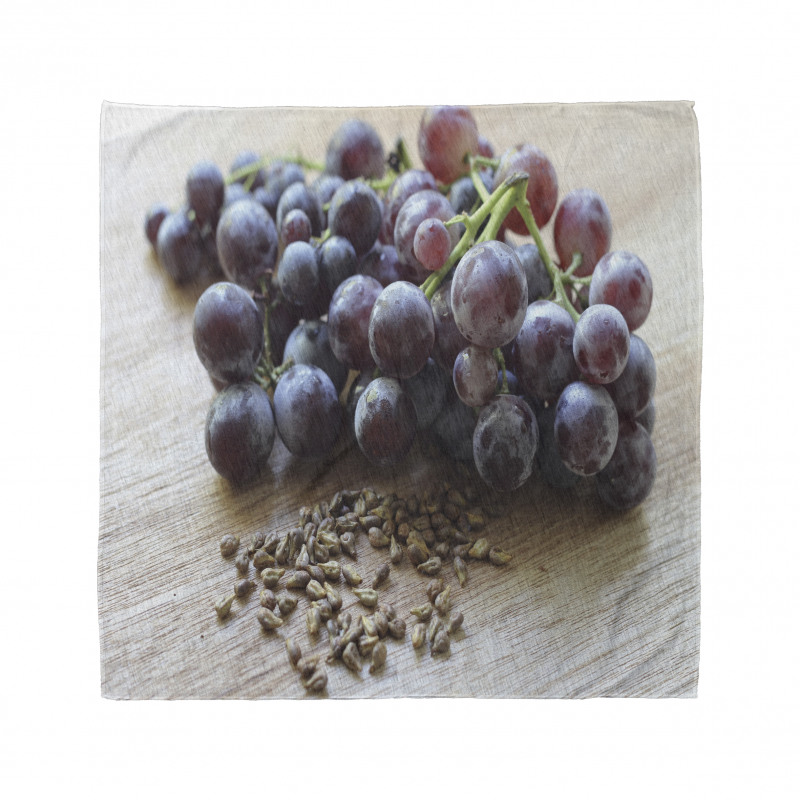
[230,150,266,189]
[382,168,438,243]
[216,199,279,290]
[316,235,358,299]
[533,402,580,489]
[368,281,435,379]
[553,188,612,277]
[394,190,459,283]
[186,161,225,228]
[432,393,477,462]
[205,382,276,485]
[473,395,538,492]
[276,181,323,238]
[430,279,470,371]
[605,334,656,418]
[417,106,479,184]
[328,180,383,256]
[273,364,342,459]
[193,281,264,384]
[413,217,452,271]
[573,303,630,384]
[513,300,579,402]
[276,241,320,308]
[283,319,349,395]
[280,208,312,245]
[554,382,618,476]
[358,243,407,286]
[450,240,528,348]
[637,399,656,434]
[596,419,657,510]
[588,250,653,331]
[515,243,553,302]
[354,377,417,467]
[452,346,497,408]
[144,203,170,246]
[401,358,448,430]
[156,209,204,283]
[493,144,558,233]
[325,118,385,180]
[327,274,383,371]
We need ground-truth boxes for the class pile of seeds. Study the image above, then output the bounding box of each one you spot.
[213,482,513,694]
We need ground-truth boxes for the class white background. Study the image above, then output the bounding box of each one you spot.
[1,1,797,796]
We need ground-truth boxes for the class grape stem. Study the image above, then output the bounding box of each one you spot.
[252,275,294,392]
[493,348,508,393]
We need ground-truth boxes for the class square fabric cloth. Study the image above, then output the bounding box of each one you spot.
[100,103,701,698]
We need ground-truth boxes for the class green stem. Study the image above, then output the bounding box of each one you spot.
[396,138,413,172]
[469,165,491,204]
[494,348,508,393]
[285,155,325,173]
[562,251,583,279]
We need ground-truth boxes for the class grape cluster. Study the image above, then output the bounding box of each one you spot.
[145,106,658,510]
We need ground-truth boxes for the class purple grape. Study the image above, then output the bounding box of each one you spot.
[267,295,302,367]
[448,172,492,215]
[316,235,358,299]
[430,279,470,371]
[605,334,656,418]
[588,250,653,332]
[473,395,539,492]
[368,281,435,379]
[493,144,558,233]
[310,173,345,228]
[515,243,553,302]
[596,419,657,510]
[452,346,497,408]
[144,203,170,246]
[637,399,656,434]
[534,402,580,489]
[257,161,305,219]
[205,382,276,485]
[216,199,279,290]
[276,182,323,238]
[224,182,251,209]
[280,208,312,245]
[328,180,383,256]
[513,300,579,403]
[413,217,452,271]
[283,319,349,395]
[273,364,342,459]
[554,382,618,476]
[401,358,448,430]
[418,106,479,184]
[156,209,204,284]
[553,188,612,277]
[382,168,438,243]
[432,394,477,462]
[276,241,320,308]
[354,377,417,467]
[573,303,630,384]
[358,243,407,287]
[230,151,266,189]
[450,240,528,348]
[193,282,264,384]
[186,161,225,228]
[325,119,385,180]
[327,274,383,371]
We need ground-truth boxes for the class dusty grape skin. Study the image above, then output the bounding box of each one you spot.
[493,144,558,233]
[144,203,170,246]
[186,161,225,228]
[605,334,656,418]
[280,208,312,245]
[401,358,448,430]
[417,106,479,184]
[588,250,653,331]
[513,301,579,402]
[553,188,612,277]
[283,319,349,395]
[596,419,657,510]
[381,169,438,243]
[327,274,383,371]
[276,241,320,307]
[573,303,630,384]
[325,118,385,180]
[205,382,276,485]
[193,281,264,384]
[354,377,417,467]
[452,346,497,408]
[450,240,528,349]
[358,243,409,287]
[393,190,459,283]
[432,393,477,462]
[273,364,342,459]
[554,382,619,476]
[414,217,452,271]
[473,395,539,492]
[276,182,324,238]
[230,150,266,190]
[515,243,553,302]
[317,235,358,299]
[368,281,435,379]
[430,279,470,372]
[216,199,279,290]
[327,180,383,257]
[533,403,580,489]
[156,209,204,283]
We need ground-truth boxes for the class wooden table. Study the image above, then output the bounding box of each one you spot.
[99,102,701,699]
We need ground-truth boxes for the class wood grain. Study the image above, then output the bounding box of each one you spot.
[99,102,701,699]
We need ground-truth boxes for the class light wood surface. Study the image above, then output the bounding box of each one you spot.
[99,102,701,699]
